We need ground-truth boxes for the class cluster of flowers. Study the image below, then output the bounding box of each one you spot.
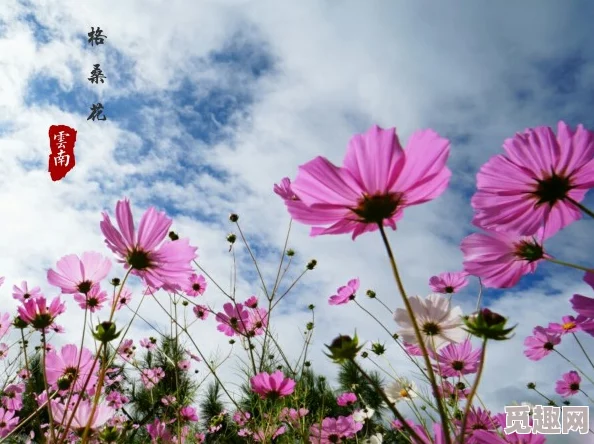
[0,120,591,443]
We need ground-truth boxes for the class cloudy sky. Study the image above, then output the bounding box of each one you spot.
[1,0,594,442]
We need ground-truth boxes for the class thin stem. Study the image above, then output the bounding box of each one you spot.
[572,333,594,371]
[349,358,424,443]
[20,330,30,375]
[567,196,594,220]
[554,350,594,385]
[41,331,56,443]
[458,338,488,444]
[544,257,594,273]
[378,224,452,444]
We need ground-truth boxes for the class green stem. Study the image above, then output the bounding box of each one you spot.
[544,257,594,273]
[567,197,594,220]
[377,224,452,444]
[458,338,488,444]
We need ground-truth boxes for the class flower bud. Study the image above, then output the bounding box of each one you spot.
[306,322,314,331]
[366,290,376,299]
[226,233,237,244]
[527,382,536,389]
[92,321,122,343]
[463,308,516,341]
[13,316,28,329]
[286,249,295,257]
[229,213,239,222]
[371,342,386,356]
[57,374,73,391]
[110,278,121,286]
[306,259,317,270]
[324,332,364,363]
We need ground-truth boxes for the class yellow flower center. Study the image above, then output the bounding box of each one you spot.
[562,322,576,331]
[399,389,410,398]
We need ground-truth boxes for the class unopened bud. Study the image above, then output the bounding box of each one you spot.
[229,213,239,222]
[306,259,317,270]
[168,231,179,241]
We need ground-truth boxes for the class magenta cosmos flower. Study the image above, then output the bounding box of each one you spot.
[336,392,357,407]
[184,273,207,297]
[328,278,360,305]
[555,370,581,397]
[216,302,249,336]
[100,198,197,291]
[285,125,451,240]
[461,229,549,288]
[73,285,109,313]
[524,326,561,361]
[0,407,18,438]
[472,122,594,237]
[309,415,363,443]
[428,271,469,294]
[47,251,111,294]
[434,339,481,378]
[45,344,98,392]
[547,315,594,335]
[17,296,66,330]
[250,370,295,400]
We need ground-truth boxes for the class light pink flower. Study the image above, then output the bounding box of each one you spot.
[2,384,24,411]
[244,295,258,308]
[178,360,190,371]
[0,313,12,339]
[117,339,135,360]
[250,370,295,399]
[146,418,172,442]
[287,125,451,240]
[0,344,7,361]
[73,285,109,312]
[45,344,98,392]
[524,326,561,361]
[106,391,129,409]
[0,407,18,438]
[47,251,111,294]
[17,296,66,330]
[12,281,42,302]
[116,288,133,310]
[233,411,251,426]
[140,368,165,389]
[555,370,581,397]
[429,271,469,294]
[100,198,197,291]
[394,294,465,349]
[140,337,158,351]
[328,278,359,305]
[461,229,549,288]
[184,273,207,297]
[216,303,249,337]
[246,307,269,336]
[472,122,594,237]
[52,399,114,433]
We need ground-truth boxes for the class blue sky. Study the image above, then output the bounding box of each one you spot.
[2,1,594,442]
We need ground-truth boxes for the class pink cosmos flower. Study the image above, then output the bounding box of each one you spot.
[161,395,176,406]
[0,344,9,361]
[571,294,594,318]
[47,251,111,294]
[524,326,561,361]
[435,339,481,378]
[438,380,470,401]
[193,304,209,320]
[216,303,249,336]
[287,125,451,240]
[73,285,109,312]
[106,391,129,409]
[184,273,207,297]
[455,407,498,443]
[461,229,549,288]
[328,278,359,305]
[0,313,12,339]
[180,406,199,422]
[51,399,114,432]
[146,418,172,443]
[274,177,299,201]
[117,339,135,360]
[472,122,594,237]
[555,370,581,397]
[233,410,251,427]
[116,288,133,310]
[2,384,24,411]
[309,415,363,443]
[403,341,423,356]
[244,295,258,308]
[250,370,295,399]
[0,407,18,438]
[12,281,42,302]
[45,344,98,392]
[279,407,308,426]
[140,337,158,351]
[178,360,190,371]
[429,272,469,294]
[140,368,165,389]
[336,392,357,407]
[17,296,66,329]
[246,307,269,336]
[100,198,197,291]
[547,315,594,335]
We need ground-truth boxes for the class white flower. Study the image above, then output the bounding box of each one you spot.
[363,433,383,444]
[352,406,375,423]
[393,293,465,349]
[385,378,418,403]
